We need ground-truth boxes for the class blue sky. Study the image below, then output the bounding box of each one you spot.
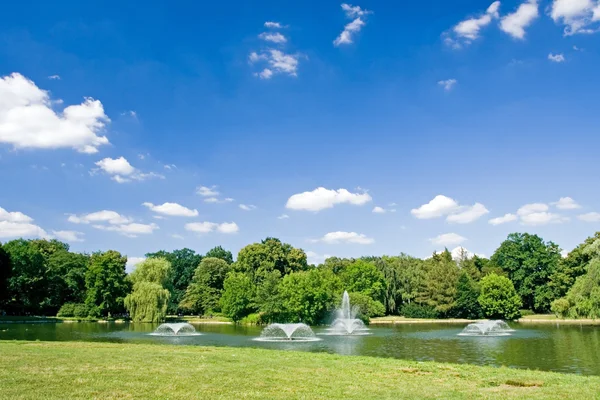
[1,0,599,268]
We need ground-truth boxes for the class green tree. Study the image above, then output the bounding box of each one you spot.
[253,270,284,322]
[0,244,12,310]
[85,250,130,317]
[179,257,231,314]
[145,248,202,313]
[491,233,561,312]
[478,273,522,320]
[347,292,386,320]
[341,259,386,302]
[124,258,172,323]
[278,269,342,325]
[205,246,233,264]
[321,257,354,274]
[454,272,482,319]
[417,250,459,316]
[388,254,426,312]
[220,272,254,322]
[235,238,307,281]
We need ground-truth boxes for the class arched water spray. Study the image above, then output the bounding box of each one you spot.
[458,320,514,336]
[150,323,201,336]
[324,291,370,335]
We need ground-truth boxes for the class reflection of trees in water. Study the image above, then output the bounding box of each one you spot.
[326,336,363,356]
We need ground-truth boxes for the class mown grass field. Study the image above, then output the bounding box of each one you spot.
[1,341,599,399]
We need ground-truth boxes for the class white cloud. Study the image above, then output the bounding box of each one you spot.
[411,195,460,219]
[341,3,370,17]
[257,69,274,79]
[259,32,287,43]
[0,73,110,154]
[489,213,518,225]
[94,157,164,183]
[250,50,301,79]
[578,212,600,222]
[52,230,84,242]
[185,221,239,234]
[68,210,131,225]
[446,203,490,224]
[314,231,374,245]
[429,233,467,247]
[142,202,198,217]
[438,79,457,91]
[550,0,600,35]
[126,257,145,273]
[372,206,386,214]
[170,234,185,240]
[548,53,566,62]
[204,197,234,204]
[334,4,372,46]
[121,110,137,118]
[0,220,47,239]
[552,197,581,209]
[93,222,158,238]
[0,206,33,223]
[196,185,220,197]
[286,187,372,212]
[305,251,333,265]
[239,204,257,211]
[517,202,568,225]
[278,214,290,220]
[264,21,283,28]
[500,0,539,39]
[48,75,61,80]
[444,1,500,48]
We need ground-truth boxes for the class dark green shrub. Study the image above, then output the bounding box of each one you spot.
[400,303,439,319]
[57,303,76,317]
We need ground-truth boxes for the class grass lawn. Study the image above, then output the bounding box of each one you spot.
[1,341,599,399]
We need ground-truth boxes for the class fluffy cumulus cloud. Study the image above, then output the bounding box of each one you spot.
[578,212,600,222]
[258,32,287,43]
[429,233,467,247]
[286,187,372,212]
[488,213,518,225]
[444,1,500,48]
[548,53,566,62]
[305,251,333,265]
[0,73,110,154]
[438,79,457,91]
[411,195,488,223]
[185,221,239,234]
[372,206,386,214]
[52,230,84,242]
[93,222,159,238]
[264,21,283,28]
[239,204,257,211]
[314,231,375,245]
[334,3,372,46]
[517,203,569,225]
[552,197,581,209]
[251,49,300,79]
[196,185,220,197]
[68,210,131,225]
[142,202,198,217]
[550,0,600,35]
[446,203,490,224]
[94,157,164,183]
[0,206,47,239]
[500,0,539,39]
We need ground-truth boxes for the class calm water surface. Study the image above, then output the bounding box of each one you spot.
[1,322,599,376]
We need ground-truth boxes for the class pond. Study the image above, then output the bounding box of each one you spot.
[1,321,599,376]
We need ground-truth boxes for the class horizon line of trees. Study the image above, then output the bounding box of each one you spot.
[1,231,599,324]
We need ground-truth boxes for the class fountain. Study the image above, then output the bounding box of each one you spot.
[458,320,514,336]
[150,323,201,336]
[324,291,370,335]
[255,323,320,342]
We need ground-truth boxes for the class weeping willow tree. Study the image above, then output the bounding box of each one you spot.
[124,258,172,322]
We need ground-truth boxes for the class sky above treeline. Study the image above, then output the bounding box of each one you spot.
[1,0,599,268]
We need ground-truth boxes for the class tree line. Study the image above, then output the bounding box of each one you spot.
[1,232,599,323]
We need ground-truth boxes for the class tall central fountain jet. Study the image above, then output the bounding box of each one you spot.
[326,291,370,335]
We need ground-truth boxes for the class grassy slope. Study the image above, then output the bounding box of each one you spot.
[1,341,599,399]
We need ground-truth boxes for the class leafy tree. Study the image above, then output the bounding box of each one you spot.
[454,272,482,319]
[417,250,459,316]
[321,257,354,274]
[205,246,233,264]
[0,244,12,310]
[341,259,386,302]
[390,255,426,311]
[347,292,385,320]
[235,237,307,281]
[145,248,202,313]
[85,250,130,317]
[478,273,522,320]
[220,272,254,322]
[278,269,341,325]
[253,270,284,323]
[2,239,47,314]
[179,257,231,314]
[125,258,172,322]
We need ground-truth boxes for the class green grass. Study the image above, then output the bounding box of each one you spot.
[1,341,599,399]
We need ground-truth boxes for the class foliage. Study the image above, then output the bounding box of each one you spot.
[252,270,284,323]
[179,257,231,314]
[220,272,254,322]
[490,233,561,312]
[57,303,89,318]
[278,269,342,325]
[239,312,264,325]
[0,244,12,309]
[453,272,482,319]
[550,298,570,318]
[205,246,234,264]
[320,257,354,274]
[417,250,459,317]
[347,292,385,320]
[235,238,307,281]
[478,274,522,320]
[341,259,386,302]
[85,250,130,317]
[125,258,172,322]
[400,303,439,319]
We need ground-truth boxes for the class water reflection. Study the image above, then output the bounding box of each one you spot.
[1,322,599,375]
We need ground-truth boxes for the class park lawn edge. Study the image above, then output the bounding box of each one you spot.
[1,340,599,399]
